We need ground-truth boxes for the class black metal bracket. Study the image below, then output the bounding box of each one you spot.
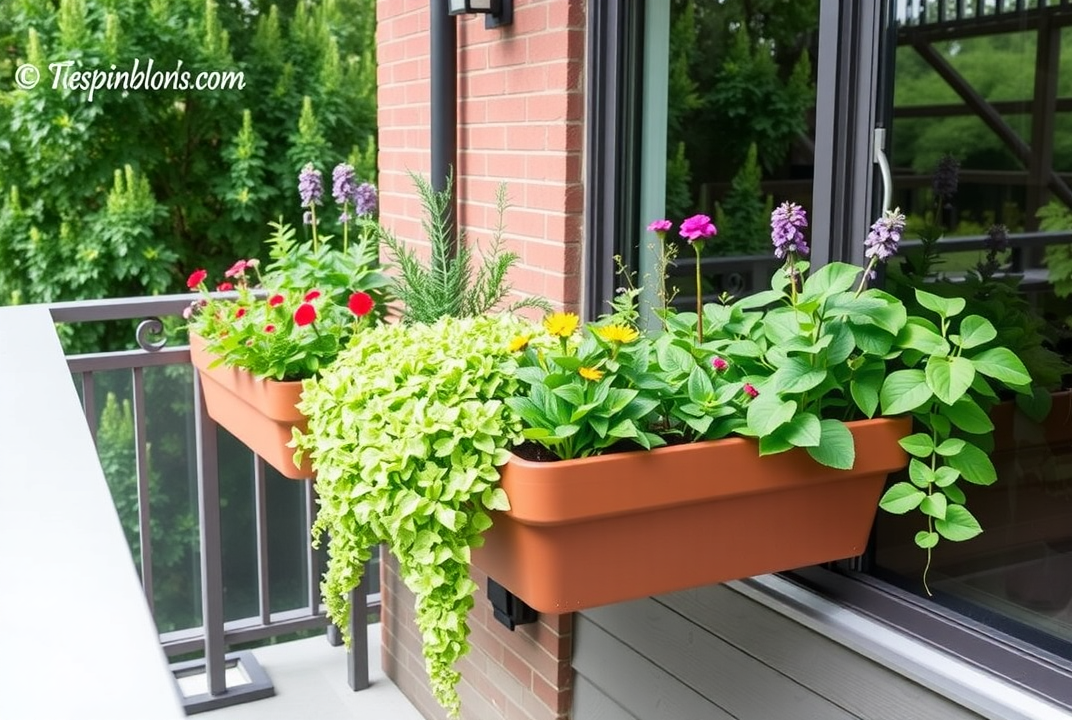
[487,578,537,630]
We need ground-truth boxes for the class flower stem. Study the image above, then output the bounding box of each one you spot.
[855,258,879,297]
[694,244,703,345]
[310,205,320,252]
[342,201,350,252]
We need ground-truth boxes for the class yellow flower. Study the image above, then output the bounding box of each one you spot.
[543,312,579,338]
[508,334,531,352]
[595,324,640,344]
[578,366,604,381]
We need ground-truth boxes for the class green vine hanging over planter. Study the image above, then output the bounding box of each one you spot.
[294,312,536,716]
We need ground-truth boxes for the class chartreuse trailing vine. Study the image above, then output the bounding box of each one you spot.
[293,313,537,717]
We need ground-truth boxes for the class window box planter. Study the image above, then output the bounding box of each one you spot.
[188,333,311,479]
[472,416,912,613]
[990,389,1072,453]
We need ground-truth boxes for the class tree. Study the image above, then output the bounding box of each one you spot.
[0,0,377,316]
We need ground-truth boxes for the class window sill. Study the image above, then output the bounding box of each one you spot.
[729,569,1072,720]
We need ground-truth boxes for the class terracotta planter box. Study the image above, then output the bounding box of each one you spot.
[990,389,1072,453]
[188,334,312,480]
[472,416,911,614]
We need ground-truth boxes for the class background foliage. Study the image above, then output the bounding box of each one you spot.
[0,0,377,315]
[0,0,377,634]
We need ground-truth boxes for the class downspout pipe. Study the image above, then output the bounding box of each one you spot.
[430,0,458,249]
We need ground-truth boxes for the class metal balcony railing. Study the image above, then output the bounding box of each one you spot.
[0,294,374,717]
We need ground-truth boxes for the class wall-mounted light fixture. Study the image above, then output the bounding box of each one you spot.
[447,0,513,29]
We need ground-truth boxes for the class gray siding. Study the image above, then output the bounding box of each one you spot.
[573,584,985,720]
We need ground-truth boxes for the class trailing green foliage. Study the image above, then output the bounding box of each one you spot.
[380,173,548,324]
[294,313,538,717]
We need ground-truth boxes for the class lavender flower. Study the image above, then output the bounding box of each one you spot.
[986,224,1009,254]
[354,182,378,216]
[332,163,358,207]
[298,163,323,207]
[932,154,959,200]
[864,208,906,274]
[770,202,809,259]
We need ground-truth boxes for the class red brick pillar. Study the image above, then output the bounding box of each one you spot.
[376,0,586,717]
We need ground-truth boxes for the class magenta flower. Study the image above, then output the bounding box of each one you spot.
[679,214,717,243]
[647,219,673,234]
[711,357,728,372]
[743,383,759,398]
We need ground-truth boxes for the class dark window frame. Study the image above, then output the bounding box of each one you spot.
[584,0,1072,707]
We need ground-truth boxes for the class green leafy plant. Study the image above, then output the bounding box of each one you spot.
[511,205,1031,592]
[293,313,538,717]
[506,298,667,460]
[888,156,1068,401]
[185,163,390,380]
[381,172,549,323]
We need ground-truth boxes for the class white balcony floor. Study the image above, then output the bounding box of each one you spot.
[202,624,424,720]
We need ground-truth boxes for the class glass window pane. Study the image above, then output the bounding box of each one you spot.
[872,7,1072,653]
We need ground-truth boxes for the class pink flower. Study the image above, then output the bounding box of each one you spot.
[234,307,246,319]
[647,219,673,233]
[186,269,207,289]
[224,259,249,278]
[264,324,276,333]
[216,282,233,292]
[348,291,375,317]
[711,357,728,372]
[268,294,285,307]
[679,214,717,243]
[743,383,759,398]
[304,289,321,301]
[294,302,317,326]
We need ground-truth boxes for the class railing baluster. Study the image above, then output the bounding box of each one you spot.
[254,456,271,625]
[81,371,97,445]
[305,477,319,614]
[193,371,227,697]
[132,366,155,611]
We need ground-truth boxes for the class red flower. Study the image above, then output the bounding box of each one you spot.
[235,307,246,319]
[294,302,317,326]
[186,269,207,289]
[348,291,374,317]
[743,383,759,398]
[216,282,234,292]
[304,289,321,301]
[224,259,249,278]
[264,324,276,333]
[268,294,285,307]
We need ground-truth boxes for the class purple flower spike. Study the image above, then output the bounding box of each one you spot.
[648,219,673,234]
[679,214,717,243]
[354,182,378,216]
[332,163,357,207]
[298,163,323,207]
[865,208,906,264]
[771,202,809,259]
[986,224,1009,254]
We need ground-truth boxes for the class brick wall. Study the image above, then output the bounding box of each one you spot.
[377,0,586,314]
[382,555,574,720]
[376,1,585,718]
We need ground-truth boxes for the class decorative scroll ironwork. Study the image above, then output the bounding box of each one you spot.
[135,317,167,352]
